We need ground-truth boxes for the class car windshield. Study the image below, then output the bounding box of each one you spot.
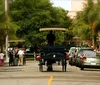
[83,51,96,58]
[79,48,93,52]
[78,48,94,56]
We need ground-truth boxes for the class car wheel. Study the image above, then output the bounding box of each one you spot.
[80,67,84,70]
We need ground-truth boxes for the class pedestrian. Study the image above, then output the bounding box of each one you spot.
[17,48,25,66]
[8,48,14,66]
[15,48,19,66]
[0,51,4,66]
[22,47,26,65]
[11,47,17,66]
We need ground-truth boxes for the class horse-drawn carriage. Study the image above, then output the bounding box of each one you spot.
[38,28,68,72]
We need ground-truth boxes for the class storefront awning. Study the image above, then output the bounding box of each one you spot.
[40,28,67,31]
[8,40,25,42]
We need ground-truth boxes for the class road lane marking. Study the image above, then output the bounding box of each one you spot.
[48,76,53,85]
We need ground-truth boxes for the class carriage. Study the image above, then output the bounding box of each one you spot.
[38,28,68,72]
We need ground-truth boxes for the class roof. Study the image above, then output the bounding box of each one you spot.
[39,28,67,31]
[8,40,25,42]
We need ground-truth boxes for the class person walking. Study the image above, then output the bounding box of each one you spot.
[17,48,25,66]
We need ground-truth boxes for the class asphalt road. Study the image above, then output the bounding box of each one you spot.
[0,61,100,85]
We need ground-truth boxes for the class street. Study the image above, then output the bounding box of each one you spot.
[0,61,100,85]
[0,1,100,85]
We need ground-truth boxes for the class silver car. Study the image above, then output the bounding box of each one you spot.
[74,47,94,67]
[79,50,100,70]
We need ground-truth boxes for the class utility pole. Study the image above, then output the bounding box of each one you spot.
[5,0,9,63]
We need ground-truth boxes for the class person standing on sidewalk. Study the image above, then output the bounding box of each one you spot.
[0,51,4,66]
[11,47,17,66]
[17,48,25,66]
[8,48,13,66]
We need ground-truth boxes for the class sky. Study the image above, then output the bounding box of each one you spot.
[50,0,71,11]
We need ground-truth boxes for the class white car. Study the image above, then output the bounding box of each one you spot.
[69,47,80,65]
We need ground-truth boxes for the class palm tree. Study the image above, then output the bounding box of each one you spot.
[71,0,100,48]
[87,0,100,48]
[78,0,100,48]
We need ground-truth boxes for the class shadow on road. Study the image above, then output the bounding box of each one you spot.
[82,68,100,72]
[0,67,23,72]
[40,70,72,72]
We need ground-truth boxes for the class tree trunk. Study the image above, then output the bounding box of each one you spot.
[91,22,96,48]
[92,37,95,48]
[0,44,3,52]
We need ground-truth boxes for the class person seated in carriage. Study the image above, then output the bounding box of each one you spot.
[47,30,55,46]
[46,30,56,71]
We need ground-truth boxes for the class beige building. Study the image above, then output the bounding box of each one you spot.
[68,0,97,18]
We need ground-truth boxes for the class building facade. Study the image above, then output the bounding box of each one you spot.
[68,0,97,18]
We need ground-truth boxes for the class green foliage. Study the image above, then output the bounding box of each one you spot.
[0,0,4,15]
[72,20,90,40]
[71,0,100,42]
[0,0,20,45]
[10,0,71,46]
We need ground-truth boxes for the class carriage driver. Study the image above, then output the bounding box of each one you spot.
[46,30,56,71]
[47,30,55,46]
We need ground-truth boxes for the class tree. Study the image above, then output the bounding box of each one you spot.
[82,0,100,48]
[0,0,19,52]
[10,0,71,46]
[72,0,100,48]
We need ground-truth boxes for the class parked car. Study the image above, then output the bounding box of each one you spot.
[69,47,80,65]
[74,47,94,67]
[78,50,100,70]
